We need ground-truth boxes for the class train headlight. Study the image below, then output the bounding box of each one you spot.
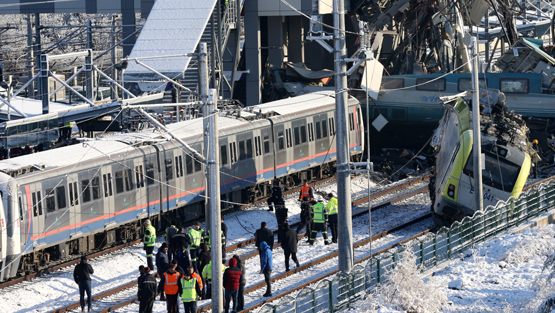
[447,184,455,198]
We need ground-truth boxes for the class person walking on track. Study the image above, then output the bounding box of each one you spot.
[327,192,339,243]
[296,196,312,241]
[298,180,314,201]
[156,243,170,301]
[165,221,179,262]
[143,220,156,270]
[73,255,94,312]
[282,223,300,271]
[309,196,329,246]
[259,241,273,297]
[267,179,283,212]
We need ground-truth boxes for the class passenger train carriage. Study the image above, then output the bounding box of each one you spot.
[430,96,531,227]
[0,91,364,281]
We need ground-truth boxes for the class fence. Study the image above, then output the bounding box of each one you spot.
[255,178,555,312]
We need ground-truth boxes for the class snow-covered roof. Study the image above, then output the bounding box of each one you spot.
[250,91,339,116]
[0,96,75,119]
[124,0,217,81]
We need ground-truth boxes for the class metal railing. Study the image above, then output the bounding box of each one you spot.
[255,178,555,312]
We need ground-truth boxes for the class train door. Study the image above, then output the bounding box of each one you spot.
[160,147,176,212]
[261,127,274,177]
[112,160,136,215]
[42,177,69,243]
[66,173,80,235]
[273,123,286,171]
[171,149,185,207]
[99,165,114,221]
[292,119,309,169]
[29,183,45,242]
[18,188,28,247]
[314,113,330,156]
[144,149,161,216]
[219,136,232,197]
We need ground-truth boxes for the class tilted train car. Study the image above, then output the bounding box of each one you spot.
[429,96,531,227]
[0,91,364,281]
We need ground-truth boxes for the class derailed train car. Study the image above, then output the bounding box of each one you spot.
[429,94,533,227]
[0,91,364,281]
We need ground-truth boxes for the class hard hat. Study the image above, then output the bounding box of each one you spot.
[533,139,539,145]
[317,196,324,202]
[144,219,151,225]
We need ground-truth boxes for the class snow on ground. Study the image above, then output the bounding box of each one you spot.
[0,174,431,313]
[348,224,555,313]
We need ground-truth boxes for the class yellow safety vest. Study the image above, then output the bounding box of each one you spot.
[327,197,338,215]
[188,228,202,248]
[312,202,326,223]
[202,261,226,280]
[144,225,156,247]
[180,277,198,302]
[204,230,225,248]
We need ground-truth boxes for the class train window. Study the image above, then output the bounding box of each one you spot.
[82,179,91,202]
[73,183,78,205]
[56,186,66,209]
[221,145,228,165]
[19,197,23,221]
[146,163,155,185]
[380,78,404,90]
[255,136,261,156]
[308,123,314,142]
[464,152,521,191]
[135,166,144,188]
[329,118,335,135]
[415,78,446,91]
[115,171,124,193]
[125,169,133,191]
[92,177,101,200]
[229,142,237,163]
[316,121,322,139]
[294,127,300,146]
[186,155,194,174]
[194,157,202,172]
[263,134,271,154]
[277,131,284,150]
[301,125,307,143]
[349,113,355,131]
[32,193,38,217]
[246,139,253,159]
[286,129,292,148]
[322,120,328,138]
[37,191,42,215]
[104,174,113,196]
[500,78,529,94]
[45,188,55,213]
[457,78,488,92]
[178,156,183,177]
[69,183,76,205]
[239,141,246,160]
[165,159,174,180]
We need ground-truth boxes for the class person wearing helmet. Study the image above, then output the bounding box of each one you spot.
[309,196,329,245]
[143,220,156,270]
[327,193,338,243]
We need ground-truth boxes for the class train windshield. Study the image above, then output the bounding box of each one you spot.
[464,152,521,192]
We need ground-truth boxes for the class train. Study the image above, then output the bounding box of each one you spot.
[0,91,364,281]
[429,94,533,227]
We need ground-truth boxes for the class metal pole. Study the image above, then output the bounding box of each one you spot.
[35,13,41,99]
[26,14,35,98]
[111,15,117,100]
[334,0,354,273]
[471,37,484,212]
[40,54,49,114]
[208,88,223,313]
[365,64,371,256]
[201,43,211,233]
[85,47,94,103]
[211,11,217,88]
[485,11,489,69]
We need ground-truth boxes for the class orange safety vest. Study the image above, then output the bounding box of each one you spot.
[192,272,204,290]
[164,271,180,295]
[301,186,310,198]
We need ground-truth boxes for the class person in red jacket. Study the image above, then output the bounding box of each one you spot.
[223,257,243,313]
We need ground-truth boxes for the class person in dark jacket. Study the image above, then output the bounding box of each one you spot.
[275,199,288,244]
[267,179,283,212]
[223,257,243,313]
[139,267,157,313]
[175,245,190,271]
[259,241,273,297]
[165,220,179,262]
[73,255,94,312]
[171,259,185,276]
[156,243,170,301]
[178,266,203,313]
[296,196,312,241]
[137,265,146,301]
[233,254,247,311]
[282,223,300,271]
[198,243,211,277]
[171,227,190,259]
[221,218,228,263]
[255,222,274,251]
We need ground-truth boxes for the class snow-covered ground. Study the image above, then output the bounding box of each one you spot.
[349,224,555,313]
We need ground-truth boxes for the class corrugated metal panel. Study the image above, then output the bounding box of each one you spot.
[124,0,217,81]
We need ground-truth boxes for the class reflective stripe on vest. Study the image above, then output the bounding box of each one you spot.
[327,197,338,215]
[144,225,156,247]
[188,229,201,247]
[180,277,197,302]
[164,272,180,295]
[301,186,310,197]
[312,202,326,223]
[205,230,225,248]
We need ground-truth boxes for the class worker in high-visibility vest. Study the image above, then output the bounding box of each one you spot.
[327,193,339,243]
[203,230,226,250]
[309,196,329,245]
[201,260,227,299]
[187,222,203,273]
[298,180,314,201]
[143,220,156,269]
[178,266,203,313]
[159,262,181,313]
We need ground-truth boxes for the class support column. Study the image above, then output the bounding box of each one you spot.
[200,43,211,233]
[40,54,49,114]
[267,16,285,68]
[35,14,42,99]
[121,0,136,57]
[245,0,262,105]
[85,50,93,103]
[26,14,35,98]
[288,16,305,63]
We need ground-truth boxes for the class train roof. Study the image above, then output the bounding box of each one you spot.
[0,92,347,177]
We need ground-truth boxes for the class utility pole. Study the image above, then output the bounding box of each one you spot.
[26,14,35,98]
[334,0,354,272]
[207,88,223,313]
[200,43,211,233]
[111,15,117,100]
[35,13,41,99]
[471,37,483,212]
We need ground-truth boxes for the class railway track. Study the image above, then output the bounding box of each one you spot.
[46,174,433,313]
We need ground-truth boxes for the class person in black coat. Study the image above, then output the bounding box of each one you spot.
[139,267,157,313]
[198,243,211,277]
[73,255,94,312]
[267,180,283,212]
[282,223,300,271]
[156,243,170,301]
[221,218,228,263]
[255,222,274,251]
[296,196,312,241]
[171,227,190,259]
[137,265,146,300]
[275,199,288,244]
